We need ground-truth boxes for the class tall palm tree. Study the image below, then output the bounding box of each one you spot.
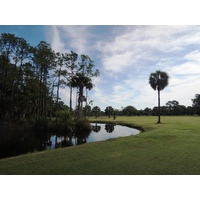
[149,70,169,123]
[71,73,93,119]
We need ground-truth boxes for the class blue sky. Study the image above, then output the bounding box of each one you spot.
[1,25,200,110]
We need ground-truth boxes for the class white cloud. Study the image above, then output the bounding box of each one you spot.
[47,25,200,110]
[161,76,200,107]
[50,26,65,53]
[184,50,200,62]
[90,76,109,105]
[102,51,135,73]
[96,26,200,75]
[49,25,94,55]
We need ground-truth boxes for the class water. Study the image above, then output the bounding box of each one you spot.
[49,123,140,148]
[0,123,140,159]
[88,123,140,142]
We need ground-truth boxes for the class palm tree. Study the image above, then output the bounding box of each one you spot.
[92,106,101,118]
[149,70,169,123]
[71,73,93,119]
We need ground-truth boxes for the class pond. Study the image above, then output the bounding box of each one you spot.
[49,123,140,148]
[89,123,140,142]
[0,123,140,159]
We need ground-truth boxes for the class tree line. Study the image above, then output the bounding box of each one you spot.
[0,33,99,122]
[85,100,198,118]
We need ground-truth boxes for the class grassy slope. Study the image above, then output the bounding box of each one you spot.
[1,116,200,175]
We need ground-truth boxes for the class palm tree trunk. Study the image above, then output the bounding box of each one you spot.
[69,86,72,111]
[77,83,84,120]
[157,89,161,123]
[56,82,60,126]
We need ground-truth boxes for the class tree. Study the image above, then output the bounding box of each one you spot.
[92,106,101,118]
[192,94,200,115]
[165,100,186,115]
[54,52,67,125]
[149,70,169,123]
[122,105,138,116]
[105,106,114,118]
[32,41,56,119]
[186,106,194,116]
[0,33,36,120]
[71,55,100,119]
[63,51,78,111]
[143,107,152,116]
[83,105,92,117]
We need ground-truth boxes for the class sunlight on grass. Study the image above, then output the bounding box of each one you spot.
[0,116,200,175]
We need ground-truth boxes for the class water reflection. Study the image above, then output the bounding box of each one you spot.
[54,133,74,148]
[75,128,91,145]
[105,124,115,133]
[0,128,51,159]
[91,123,101,133]
[87,123,140,143]
[56,138,73,148]
[0,123,140,159]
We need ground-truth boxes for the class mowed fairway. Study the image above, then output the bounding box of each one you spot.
[1,116,200,175]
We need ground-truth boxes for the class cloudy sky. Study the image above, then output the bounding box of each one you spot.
[1,25,200,110]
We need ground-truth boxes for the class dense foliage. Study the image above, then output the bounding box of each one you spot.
[0,33,99,122]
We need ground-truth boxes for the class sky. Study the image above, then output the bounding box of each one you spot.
[1,0,200,198]
[1,25,200,110]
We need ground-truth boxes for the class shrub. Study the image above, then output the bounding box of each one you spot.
[55,110,75,127]
[75,119,91,132]
[75,119,92,139]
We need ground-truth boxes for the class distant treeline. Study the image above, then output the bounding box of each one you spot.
[89,99,200,117]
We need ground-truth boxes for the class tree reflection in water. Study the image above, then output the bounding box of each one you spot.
[52,127,92,148]
[0,123,139,159]
[54,131,74,148]
[91,123,101,133]
[0,127,51,159]
[105,124,115,133]
[55,138,74,148]
[75,128,91,145]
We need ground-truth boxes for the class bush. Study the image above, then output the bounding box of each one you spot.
[75,119,91,132]
[55,110,75,127]
[75,119,92,139]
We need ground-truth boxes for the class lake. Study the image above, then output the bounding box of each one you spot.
[0,123,140,159]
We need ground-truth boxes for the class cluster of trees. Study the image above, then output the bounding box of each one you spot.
[0,33,99,122]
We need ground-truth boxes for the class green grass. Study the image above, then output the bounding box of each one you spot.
[1,116,200,174]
